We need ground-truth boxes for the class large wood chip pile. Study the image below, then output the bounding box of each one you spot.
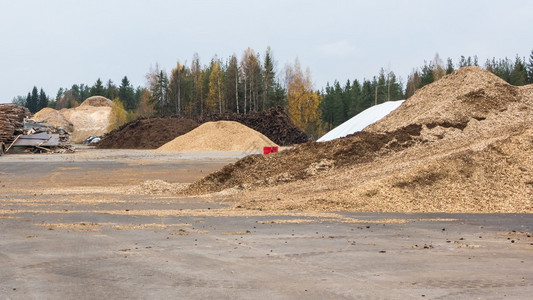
[185,67,533,213]
[32,96,117,143]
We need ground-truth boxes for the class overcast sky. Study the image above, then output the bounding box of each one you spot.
[1,0,532,103]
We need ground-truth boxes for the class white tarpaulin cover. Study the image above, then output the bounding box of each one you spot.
[317,100,405,142]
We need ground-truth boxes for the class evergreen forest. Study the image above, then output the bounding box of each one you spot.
[12,48,533,138]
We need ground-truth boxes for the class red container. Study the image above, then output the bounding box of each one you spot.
[263,146,278,155]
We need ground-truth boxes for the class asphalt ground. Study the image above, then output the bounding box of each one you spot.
[1,149,532,299]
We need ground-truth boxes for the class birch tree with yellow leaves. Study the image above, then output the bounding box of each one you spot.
[206,59,223,113]
[285,58,322,138]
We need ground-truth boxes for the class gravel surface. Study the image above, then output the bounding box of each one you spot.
[1,148,532,298]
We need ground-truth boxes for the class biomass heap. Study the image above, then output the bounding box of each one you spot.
[186,67,533,213]
[32,96,119,143]
[196,106,308,146]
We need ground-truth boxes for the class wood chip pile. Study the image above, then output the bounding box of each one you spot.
[32,96,117,143]
[195,106,308,146]
[97,106,307,149]
[155,121,278,153]
[185,67,533,213]
[32,107,73,132]
[0,104,31,145]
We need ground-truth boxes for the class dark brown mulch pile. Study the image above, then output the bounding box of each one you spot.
[96,117,199,149]
[97,106,308,149]
[195,106,308,146]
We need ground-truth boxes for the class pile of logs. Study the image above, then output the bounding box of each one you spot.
[0,104,31,145]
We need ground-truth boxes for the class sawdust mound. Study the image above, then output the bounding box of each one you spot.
[60,106,113,143]
[79,96,113,107]
[32,107,73,132]
[186,67,533,213]
[196,106,308,145]
[97,117,200,149]
[33,96,117,143]
[155,121,278,152]
[365,66,519,132]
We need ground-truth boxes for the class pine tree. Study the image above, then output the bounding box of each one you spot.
[486,57,512,83]
[510,55,527,86]
[319,83,335,129]
[147,65,169,116]
[27,86,39,113]
[263,46,276,109]
[38,88,48,111]
[269,82,286,108]
[358,80,374,114]
[106,80,119,100]
[527,49,533,84]
[55,88,64,102]
[320,80,345,128]
[376,69,387,104]
[446,58,454,74]
[387,72,404,101]
[91,78,105,96]
[119,76,135,110]
[418,62,434,88]
[80,84,91,101]
[342,80,352,121]
[349,79,361,117]
[25,93,31,111]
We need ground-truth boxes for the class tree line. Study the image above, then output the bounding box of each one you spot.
[145,47,286,118]
[320,68,403,130]
[405,53,533,99]
[13,76,144,114]
[12,48,533,138]
[322,50,533,130]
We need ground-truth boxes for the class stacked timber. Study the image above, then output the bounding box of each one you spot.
[0,104,31,145]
